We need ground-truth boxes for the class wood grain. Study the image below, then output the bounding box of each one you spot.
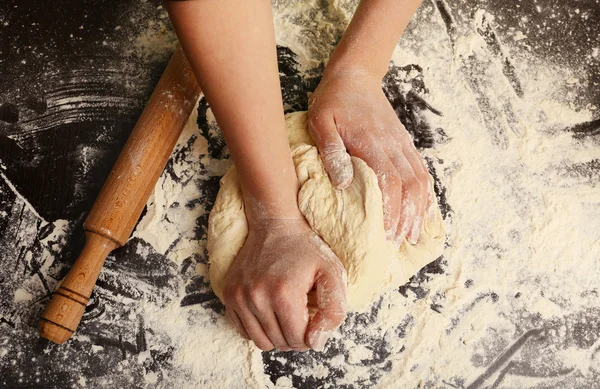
[39,45,201,344]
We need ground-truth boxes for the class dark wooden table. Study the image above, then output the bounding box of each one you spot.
[1,0,599,388]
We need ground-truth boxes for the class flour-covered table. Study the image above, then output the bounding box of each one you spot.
[1,0,599,388]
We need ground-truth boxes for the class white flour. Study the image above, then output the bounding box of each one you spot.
[1,0,599,387]
[130,1,599,387]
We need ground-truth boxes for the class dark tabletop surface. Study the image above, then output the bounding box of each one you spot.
[1,0,599,388]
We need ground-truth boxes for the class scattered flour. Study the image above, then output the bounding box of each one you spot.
[1,0,599,388]
[126,0,600,387]
[129,1,600,387]
[13,289,34,303]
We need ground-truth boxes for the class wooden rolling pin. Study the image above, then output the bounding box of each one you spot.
[38,45,201,344]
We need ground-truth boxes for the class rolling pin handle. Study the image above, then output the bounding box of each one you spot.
[38,232,117,344]
[38,45,200,344]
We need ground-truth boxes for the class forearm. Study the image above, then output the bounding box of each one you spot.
[166,0,301,223]
[325,0,422,80]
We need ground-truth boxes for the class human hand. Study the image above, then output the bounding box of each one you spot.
[222,218,347,352]
[308,70,431,244]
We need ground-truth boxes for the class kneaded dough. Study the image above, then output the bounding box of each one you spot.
[207,111,446,310]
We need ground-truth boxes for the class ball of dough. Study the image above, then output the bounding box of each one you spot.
[207,111,446,311]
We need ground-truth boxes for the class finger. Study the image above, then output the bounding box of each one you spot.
[419,158,435,213]
[305,269,347,352]
[234,306,275,351]
[386,126,429,244]
[402,144,430,244]
[227,308,250,340]
[347,139,402,236]
[427,184,434,211]
[272,292,310,351]
[418,156,435,216]
[308,114,354,189]
[382,142,418,243]
[249,302,291,351]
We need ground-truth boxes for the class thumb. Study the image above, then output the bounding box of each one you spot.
[308,115,354,189]
[305,268,347,352]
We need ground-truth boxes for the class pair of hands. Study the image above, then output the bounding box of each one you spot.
[222,71,432,352]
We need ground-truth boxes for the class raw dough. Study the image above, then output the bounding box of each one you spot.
[207,111,446,310]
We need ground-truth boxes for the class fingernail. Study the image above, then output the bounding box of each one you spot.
[409,231,420,245]
[398,223,411,243]
[386,226,397,241]
[427,204,435,221]
[409,220,421,245]
[309,330,331,352]
[332,156,353,190]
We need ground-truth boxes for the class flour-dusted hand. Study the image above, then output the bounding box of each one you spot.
[222,218,347,352]
[168,0,347,351]
[308,70,430,244]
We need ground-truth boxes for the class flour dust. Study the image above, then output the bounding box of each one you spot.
[1,0,599,388]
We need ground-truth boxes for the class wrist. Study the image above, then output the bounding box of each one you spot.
[324,45,389,82]
[242,184,304,229]
[322,60,385,85]
[247,216,308,233]
[244,196,304,227]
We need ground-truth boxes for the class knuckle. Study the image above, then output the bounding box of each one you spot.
[415,180,427,198]
[272,288,294,310]
[383,172,403,192]
[309,111,330,129]
[392,172,404,185]
[246,282,268,306]
[404,173,423,194]
[222,286,233,302]
[320,145,346,158]
[272,279,288,293]
[223,285,243,305]
[410,165,428,183]
[418,174,429,189]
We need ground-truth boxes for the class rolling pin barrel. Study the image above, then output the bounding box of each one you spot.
[39,46,201,344]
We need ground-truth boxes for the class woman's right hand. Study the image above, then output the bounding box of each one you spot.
[222,218,348,352]
[308,70,432,244]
